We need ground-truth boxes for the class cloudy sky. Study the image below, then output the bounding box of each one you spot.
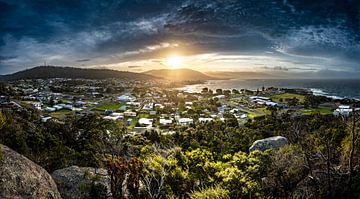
[0,0,359,75]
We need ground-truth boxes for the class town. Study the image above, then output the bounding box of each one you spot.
[1,78,357,135]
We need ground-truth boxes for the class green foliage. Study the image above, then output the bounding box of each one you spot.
[0,149,3,162]
[190,185,230,199]
[0,110,6,129]
[262,145,316,198]
[1,102,359,198]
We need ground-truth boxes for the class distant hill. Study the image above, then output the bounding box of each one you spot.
[143,68,217,81]
[204,71,279,79]
[0,66,156,81]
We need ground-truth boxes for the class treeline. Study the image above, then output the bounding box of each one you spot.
[0,106,359,198]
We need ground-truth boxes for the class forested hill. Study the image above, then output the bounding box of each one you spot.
[0,66,156,81]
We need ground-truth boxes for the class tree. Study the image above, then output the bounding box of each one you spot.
[141,144,178,199]
[263,145,308,198]
[343,108,360,195]
[288,97,299,106]
[189,185,230,199]
[215,151,265,198]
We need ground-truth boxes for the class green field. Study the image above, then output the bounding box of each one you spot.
[49,109,73,118]
[271,93,305,104]
[300,107,333,115]
[138,113,150,118]
[256,107,271,115]
[95,101,122,111]
[240,109,265,119]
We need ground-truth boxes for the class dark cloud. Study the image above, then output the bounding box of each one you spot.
[128,65,141,69]
[0,55,17,61]
[76,59,91,62]
[0,0,359,74]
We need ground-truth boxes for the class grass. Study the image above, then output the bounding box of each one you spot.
[95,101,122,111]
[300,107,333,115]
[49,109,73,118]
[138,113,150,118]
[242,109,264,119]
[127,118,138,130]
[256,107,271,115]
[271,93,305,104]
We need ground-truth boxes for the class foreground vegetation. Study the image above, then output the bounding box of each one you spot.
[0,105,359,199]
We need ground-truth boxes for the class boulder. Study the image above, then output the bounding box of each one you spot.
[0,144,61,199]
[52,166,111,199]
[249,136,288,152]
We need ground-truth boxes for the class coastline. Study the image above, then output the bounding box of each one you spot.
[178,79,360,101]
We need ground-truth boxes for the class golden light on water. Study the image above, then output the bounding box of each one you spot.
[166,55,183,68]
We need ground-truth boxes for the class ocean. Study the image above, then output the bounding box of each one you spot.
[179,79,360,100]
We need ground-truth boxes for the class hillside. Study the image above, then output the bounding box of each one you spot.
[0,66,155,81]
[143,68,217,81]
[204,71,279,79]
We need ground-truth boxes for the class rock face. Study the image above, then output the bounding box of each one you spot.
[249,136,288,152]
[0,144,61,199]
[52,166,111,199]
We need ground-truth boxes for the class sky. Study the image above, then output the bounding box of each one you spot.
[0,0,359,76]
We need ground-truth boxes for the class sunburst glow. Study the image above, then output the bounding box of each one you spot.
[166,55,183,68]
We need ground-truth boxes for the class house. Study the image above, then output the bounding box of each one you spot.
[142,103,154,111]
[62,104,73,110]
[138,118,153,127]
[234,113,247,119]
[213,95,225,100]
[31,102,42,110]
[177,118,193,126]
[104,115,123,121]
[160,118,173,127]
[75,101,87,107]
[124,110,137,117]
[333,105,352,117]
[44,107,56,112]
[41,116,52,123]
[126,102,141,108]
[118,94,136,102]
[53,105,63,110]
[185,102,193,106]
[265,101,278,107]
[110,112,124,117]
[250,96,271,101]
[198,118,213,123]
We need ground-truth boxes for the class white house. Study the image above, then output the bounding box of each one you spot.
[118,94,136,102]
[333,105,352,117]
[213,95,225,100]
[53,105,63,110]
[41,116,52,123]
[138,118,153,128]
[104,115,123,121]
[250,96,271,101]
[178,118,193,126]
[44,107,56,112]
[185,102,193,106]
[160,118,173,126]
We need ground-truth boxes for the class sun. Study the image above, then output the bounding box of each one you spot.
[166,55,183,68]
